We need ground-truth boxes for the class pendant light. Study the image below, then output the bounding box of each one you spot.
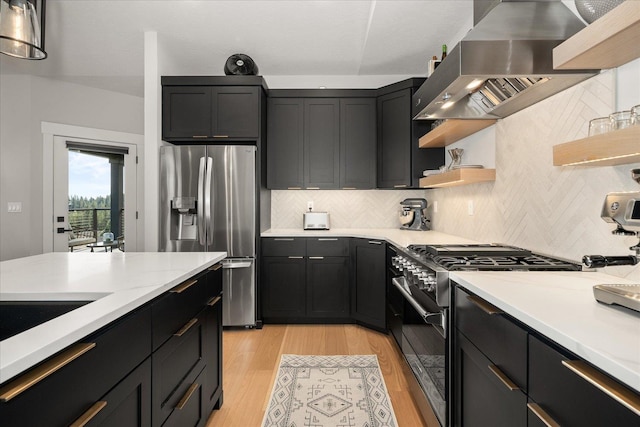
[0,0,47,60]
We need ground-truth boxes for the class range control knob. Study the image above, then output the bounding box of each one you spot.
[418,272,437,292]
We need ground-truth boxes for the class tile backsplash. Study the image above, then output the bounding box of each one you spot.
[271,189,427,229]
[270,70,640,280]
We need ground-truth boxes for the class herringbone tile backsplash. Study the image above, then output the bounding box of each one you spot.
[271,71,640,280]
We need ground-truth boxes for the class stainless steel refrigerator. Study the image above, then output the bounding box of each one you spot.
[160,145,257,327]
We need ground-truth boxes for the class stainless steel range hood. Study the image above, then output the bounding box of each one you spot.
[413,0,599,120]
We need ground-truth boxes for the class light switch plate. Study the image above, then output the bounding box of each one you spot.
[7,202,22,213]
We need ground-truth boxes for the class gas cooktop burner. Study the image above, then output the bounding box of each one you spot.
[407,244,582,271]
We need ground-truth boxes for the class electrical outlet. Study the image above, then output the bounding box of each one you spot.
[307,201,314,211]
[467,200,474,216]
[433,201,438,213]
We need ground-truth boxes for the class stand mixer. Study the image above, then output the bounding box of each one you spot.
[399,198,430,231]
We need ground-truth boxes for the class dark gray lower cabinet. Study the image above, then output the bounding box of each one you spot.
[261,237,350,322]
[86,358,152,427]
[307,256,349,318]
[0,266,223,427]
[261,256,307,320]
[454,331,527,427]
[453,283,640,427]
[528,334,639,426]
[351,239,386,330]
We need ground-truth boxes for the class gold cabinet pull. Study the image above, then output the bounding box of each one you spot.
[207,295,222,307]
[208,263,222,271]
[70,401,107,427]
[467,295,503,315]
[212,135,229,138]
[176,383,200,410]
[527,403,560,427]
[192,135,208,138]
[562,360,640,416]
[342,187,357,190]
[368,240,383,245]
[306,187,320,190]
[488,364,519,391]
[287,187,302,190]
[174,318,198,337]
[317,238,338,241]
[288,256,304,259]
[0,342,96,402]
[308,256,325,260]
[170,279,198,294]
[394,184,408,188]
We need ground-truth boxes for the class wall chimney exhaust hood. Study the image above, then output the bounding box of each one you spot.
[412,0,599,120]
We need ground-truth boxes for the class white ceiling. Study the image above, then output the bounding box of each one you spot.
[0,0,475,96]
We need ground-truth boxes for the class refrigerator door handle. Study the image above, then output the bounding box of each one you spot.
[197,157,206,246]
[222,260,253,269]
[205,156,214,246]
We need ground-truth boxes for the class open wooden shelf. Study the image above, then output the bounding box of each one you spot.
[553,126,640,166]
[418,119,497,148]
[553,1,640,70]
[419,168,496,188]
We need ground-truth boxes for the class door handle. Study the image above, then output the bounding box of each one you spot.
[57,227,73,233]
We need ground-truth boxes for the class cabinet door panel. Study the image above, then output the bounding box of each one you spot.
[85,358,152,427]
[455,287,527,391]
[162,86,212,139]
[351,239,386,330]
[307,257,349,318]
[202,293,223,413]
[212,87,259,138]
[152,316,206,426]
[340,98,376,189]
[377,89,411,188]
[261,257,306,319]
[454,331,527,427]
[304,98,340,189]
[528,334,639,426]
[267,98,304,189]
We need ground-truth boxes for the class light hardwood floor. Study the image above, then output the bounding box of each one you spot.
[205,324,431,426]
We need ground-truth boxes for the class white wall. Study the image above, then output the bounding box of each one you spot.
[0,75,144,261]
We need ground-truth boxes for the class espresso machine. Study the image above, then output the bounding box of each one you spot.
[399,198,430,231]
[583,169,640,312]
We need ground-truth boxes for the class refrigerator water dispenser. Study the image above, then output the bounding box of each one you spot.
[171,197,197,240]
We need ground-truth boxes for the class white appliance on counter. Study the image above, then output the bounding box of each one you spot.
[159,145,257,327]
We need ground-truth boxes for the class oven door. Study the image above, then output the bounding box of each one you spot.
[392,276,447,427]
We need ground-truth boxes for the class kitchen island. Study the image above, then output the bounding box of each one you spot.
[0,251,226,427]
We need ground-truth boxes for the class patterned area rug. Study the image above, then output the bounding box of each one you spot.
[262,354,398,427]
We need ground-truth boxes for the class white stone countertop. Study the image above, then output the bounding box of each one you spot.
[0,251,226,384]
[451,271,640,393]
[261,228,479,247]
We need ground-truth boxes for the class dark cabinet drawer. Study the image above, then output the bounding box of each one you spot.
[0,307,152,427]
[454,286,527,391]
[152,268,218,351]
[455,331,527,427]
[262,237,306,257]
[306,237,349,256]
[161,366,206,427]
[152,311,206,427]
[81,358,152,427]
[528,334,639,426]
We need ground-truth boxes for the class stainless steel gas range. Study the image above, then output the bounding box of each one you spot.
[386,243,581,427]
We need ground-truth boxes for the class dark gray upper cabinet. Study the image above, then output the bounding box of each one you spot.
[161,76,266,142]
[266,90,377,190]
[340,98,376,189]
[304,98,340,189]
[377,79,443,189]
[267,98,304,189]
